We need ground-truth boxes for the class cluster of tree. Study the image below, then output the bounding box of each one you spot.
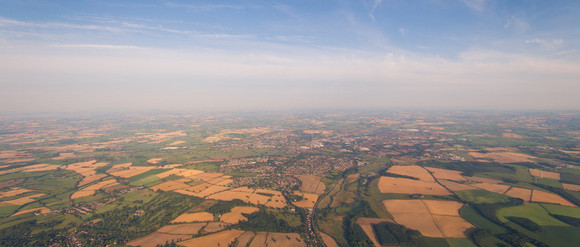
[206,199,248,215]
[0,219,67,246]
[497,231,549,247]
[372,222,420,246]
[470,220,548,247]
[381,172,419,180]
[342,200,377,246]
[472,198,524,225]
[470,200,552,247]
[237,211,305,233]
[551,214,580,227]
[77,192,202,246]
[506,216,541,232]
[343,217,374,247]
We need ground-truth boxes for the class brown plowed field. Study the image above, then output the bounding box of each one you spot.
[383,199,473,238]
[127,232,191,247]
[422,200,464,216]
[195,185,230,198]
[171,212,214,223]
[156,223,206,235]
[529,169,561,180]
[425,167,467,181]
[471,183,510,194]
[387,165,435,182]
[266,232,306,247]
[383,200,444,238]
[505,187,532,201]
[468,152,535,163]
[531,190,576,207]
[249,232,268,247]
[168,140,185,145]
[12,207,52,216]
[292,191,318,208]
[0,193,45,206]
[186,183,212,193]
[202,222,230,233]
[563,183,580,191]
[320,232,339,247]
[439,180,477,191]
[109,166,154,178]
[296,174,326,194]
[220,206,259,224]
[356,217,395,247]
[71,179,118,199]
[178,229,244,247]
[77,174,107,187]
[151,181,190,192]
[378,177,451,195]
[432,215,475,238]
[146,158,163,164]
[235,231,255,247]
[0,188,33,198]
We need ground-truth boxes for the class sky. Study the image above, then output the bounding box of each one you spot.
[0,0,579,113]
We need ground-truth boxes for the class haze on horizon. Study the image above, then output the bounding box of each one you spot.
[1,0,579,113]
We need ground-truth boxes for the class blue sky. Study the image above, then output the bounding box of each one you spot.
[1,0,579,112]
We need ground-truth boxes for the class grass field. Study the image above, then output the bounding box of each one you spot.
[447,238,477,247]
[459,205,507,233]
[496,203,568,226]
[535,178,562,188]
[541,203,580,218]
[129,168,170,182]
[0,205,20,218]
[514,165,534,182]
[454,190,511,204]
[266,209,302,227]
[131,175,162,186]
[533,226,580,247]
[184,162,220,171]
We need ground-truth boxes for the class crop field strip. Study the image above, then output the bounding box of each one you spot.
[383,199,474,238]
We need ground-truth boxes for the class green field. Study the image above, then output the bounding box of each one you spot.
[496,203,568,226]
[455,190,511,204]
[184,162,220,171]
[536,177,562,188]
[512,165,534,183]
[460,205,507,234]
[0,206,20,218]
[446,238,477,247]
[128,169,169,182]
[132,175,162,186]
[410,237,450,247]
[541,203,580,218]
[533,226,580,247]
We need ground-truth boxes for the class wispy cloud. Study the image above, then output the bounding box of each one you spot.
[399,28,407,37]
[369,0,383,22]
[461,0,487,13]
[51,44,142,49]
[525,38,564,50]
[504,16,530,34]
[269,3,305,22]
[165,2,246,12]
[2,44,578,111]
[0,17,122,32]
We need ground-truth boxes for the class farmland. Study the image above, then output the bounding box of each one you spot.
[0,111,578,246]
